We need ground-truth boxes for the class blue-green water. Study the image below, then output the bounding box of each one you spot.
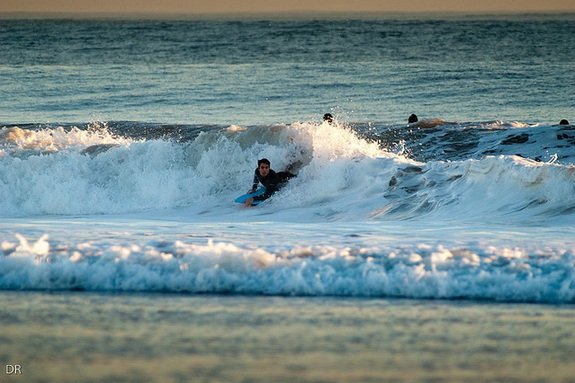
[1,14,575,382]
[1,15,574,124]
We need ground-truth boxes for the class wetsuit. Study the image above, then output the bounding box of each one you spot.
[251,169,295,202]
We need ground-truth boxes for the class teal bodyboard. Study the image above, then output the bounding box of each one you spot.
[234,187,266,205]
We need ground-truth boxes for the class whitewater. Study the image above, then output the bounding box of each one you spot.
[1,118,574,303]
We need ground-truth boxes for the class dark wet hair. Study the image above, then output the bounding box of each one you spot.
[258,158,271,166]
[323,113,334,123]
[408,114,418,123]
[559,119,569,125]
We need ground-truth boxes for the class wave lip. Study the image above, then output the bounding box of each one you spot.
[1,121,574,223]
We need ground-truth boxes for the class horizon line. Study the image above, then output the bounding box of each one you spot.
[1,9,574,20]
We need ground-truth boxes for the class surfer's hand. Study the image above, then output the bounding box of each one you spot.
[244,198,254,207]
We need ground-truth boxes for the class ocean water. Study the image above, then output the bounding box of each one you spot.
[1,14,575,382]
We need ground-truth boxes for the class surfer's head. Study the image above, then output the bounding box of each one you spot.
[559,119,570,125]
[408,114,418,123]
[258,158,271,177]
[323,113,334,123]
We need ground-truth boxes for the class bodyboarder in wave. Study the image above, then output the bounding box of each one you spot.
[244,158,295,207]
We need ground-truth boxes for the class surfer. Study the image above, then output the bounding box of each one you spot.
[407,114,456,128]
[244,158,295,207]
[323,113,334,124]
[559,119,570,125]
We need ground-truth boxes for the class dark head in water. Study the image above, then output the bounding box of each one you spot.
[559,119,570,125]
[323,113,334,123]
[408,114,418,123]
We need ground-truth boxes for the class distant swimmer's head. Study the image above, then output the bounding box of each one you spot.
[323,113,334,123]
[408,114,418,123]
[559,119,570,125]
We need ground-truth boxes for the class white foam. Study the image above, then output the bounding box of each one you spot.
[1,120,574,304]
[1,230,573,303]
[1,122,574,225]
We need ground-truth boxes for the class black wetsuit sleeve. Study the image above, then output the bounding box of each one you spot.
[252,170,281,202]
[251,170,259,191]
[253,184,278,202]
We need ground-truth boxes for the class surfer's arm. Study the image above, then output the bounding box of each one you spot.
[249,171,259,193]
[252,172,282,201]
[252,183,277,202]
[252,193,268,202]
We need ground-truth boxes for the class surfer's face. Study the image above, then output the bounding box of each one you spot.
[258,163,270,177]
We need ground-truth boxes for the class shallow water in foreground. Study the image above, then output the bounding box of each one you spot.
[1,291,574,383]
